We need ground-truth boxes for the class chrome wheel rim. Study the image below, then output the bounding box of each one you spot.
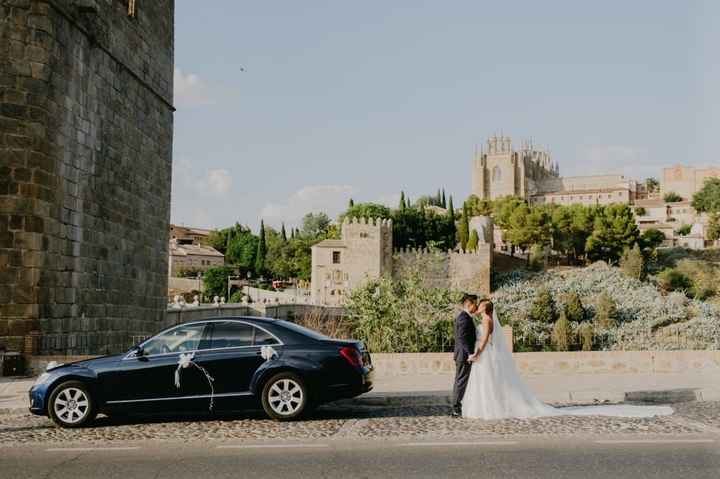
[268,379,303,416]
[54,387,89,424]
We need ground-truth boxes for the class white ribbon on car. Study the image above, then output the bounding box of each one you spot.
[174,352,216,411]
[260,345,278,361]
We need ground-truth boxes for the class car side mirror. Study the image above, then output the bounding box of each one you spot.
[128,345,144,358]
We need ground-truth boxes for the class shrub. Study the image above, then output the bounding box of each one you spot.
[620,243,645,281]
[528,244,546,271]
[675,224,692,236]
[229,290,245,303]
[562,291,585,323]
[529,288,558,324]
[674,259,718,300]
[594,292,618,329]
[664,192,683,203]
[634,207,647,216]
[296,308,352,339]
[552,311,572,351]
[579,323,594,351]
[657,268,692,293]
[345,263,463,353]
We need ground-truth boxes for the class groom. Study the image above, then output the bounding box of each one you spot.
[452,293,479,417]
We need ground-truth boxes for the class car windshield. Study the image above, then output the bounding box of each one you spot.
[142,323,206,355]
[275,320,330,341]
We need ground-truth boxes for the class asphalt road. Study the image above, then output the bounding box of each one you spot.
[1,437,719,479]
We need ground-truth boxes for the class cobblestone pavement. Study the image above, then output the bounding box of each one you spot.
[1,402,718,446]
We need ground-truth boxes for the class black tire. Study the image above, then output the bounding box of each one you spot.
[260,372,308,421]
[47,380,97,428]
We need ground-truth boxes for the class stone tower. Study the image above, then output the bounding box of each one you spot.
[310,217,392,306]
[472,135,558,200]
[0,1,175,355]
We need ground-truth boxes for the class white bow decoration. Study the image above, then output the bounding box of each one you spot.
[174,352,216,411]
[260,345,278,361]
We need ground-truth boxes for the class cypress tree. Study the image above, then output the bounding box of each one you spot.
[349,198,355,208]
[399,191,406,211]
[436,189,442,206]
[281,223,288,242]
[441,189,447,208]
[458,204,470,250]
[255,220,267,275]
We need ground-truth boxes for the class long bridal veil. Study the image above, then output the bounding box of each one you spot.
[461,310,674,420]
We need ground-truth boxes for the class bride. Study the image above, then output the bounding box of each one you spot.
[462,299,673,420]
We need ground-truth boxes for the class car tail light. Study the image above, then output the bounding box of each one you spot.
[340,346,363,368]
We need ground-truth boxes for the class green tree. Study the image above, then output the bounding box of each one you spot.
[457,205,470,250]
[552,311,572,352]
[645,177,660,193]
[585,204,640,263]
[255,220,267,275]
[640,228,665,251]
[620,243,645,281]
[202,266,234,299]
[399,191,407,211]
[529,288,558,324]
[563,292,585,323]
[464,194,493,216]
[663,191,683,203]
[595,292,618,329]
[301,212,331,237]
[579,323,594,351]
[708,213,720,241]
[635,206,647,216]
[341,202,391,222]
[348,198,355,208]
[550,206,574,261]
[692,178,720,213]
[467,229,479,252]
[225,227,258,274]
[441,189,447,208]
[280,223,288,242]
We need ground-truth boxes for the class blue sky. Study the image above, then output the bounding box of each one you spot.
[171,1,719,231]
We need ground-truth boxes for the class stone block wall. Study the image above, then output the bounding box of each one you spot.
[392,245,492,296]
[0,0,175,354]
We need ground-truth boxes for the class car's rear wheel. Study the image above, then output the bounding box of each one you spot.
[261,372,308,421]
[48,380,97,428]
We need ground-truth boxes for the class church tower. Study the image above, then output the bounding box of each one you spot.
[472,135,558,200]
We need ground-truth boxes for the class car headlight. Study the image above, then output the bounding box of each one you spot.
[34,373,51,386]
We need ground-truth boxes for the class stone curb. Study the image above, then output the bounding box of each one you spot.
[1,388,718,416]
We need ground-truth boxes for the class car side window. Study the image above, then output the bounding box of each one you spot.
[211,322,255,349]
[254,327,279,346]
[142,323,208,356]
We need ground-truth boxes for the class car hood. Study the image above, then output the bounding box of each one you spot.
[47,354,123,372]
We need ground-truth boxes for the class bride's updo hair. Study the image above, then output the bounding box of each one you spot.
[481,300,494,316]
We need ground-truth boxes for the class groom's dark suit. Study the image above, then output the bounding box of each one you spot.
[453,310,477,412]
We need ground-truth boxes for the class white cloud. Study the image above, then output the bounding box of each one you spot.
[260,185,356,227]
[172,159,233,197]
[174,68,213,107]
[205,169,232,195]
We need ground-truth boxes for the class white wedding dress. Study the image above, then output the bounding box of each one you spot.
[462,311,674,420]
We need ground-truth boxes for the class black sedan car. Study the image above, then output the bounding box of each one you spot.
[29,317,373,428]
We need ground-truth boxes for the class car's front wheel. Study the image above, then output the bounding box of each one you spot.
[48,380,97,428]
[261,372,308,421]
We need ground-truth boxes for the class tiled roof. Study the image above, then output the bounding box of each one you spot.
[170,242,224,257]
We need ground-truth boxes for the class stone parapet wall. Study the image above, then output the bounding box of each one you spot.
[371,350,720,378]
[1,1,175,355]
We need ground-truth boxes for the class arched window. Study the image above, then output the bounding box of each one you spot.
[492,166,502,182]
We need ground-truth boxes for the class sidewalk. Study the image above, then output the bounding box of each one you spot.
[346,371,720,407]
[2,371,719,415]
